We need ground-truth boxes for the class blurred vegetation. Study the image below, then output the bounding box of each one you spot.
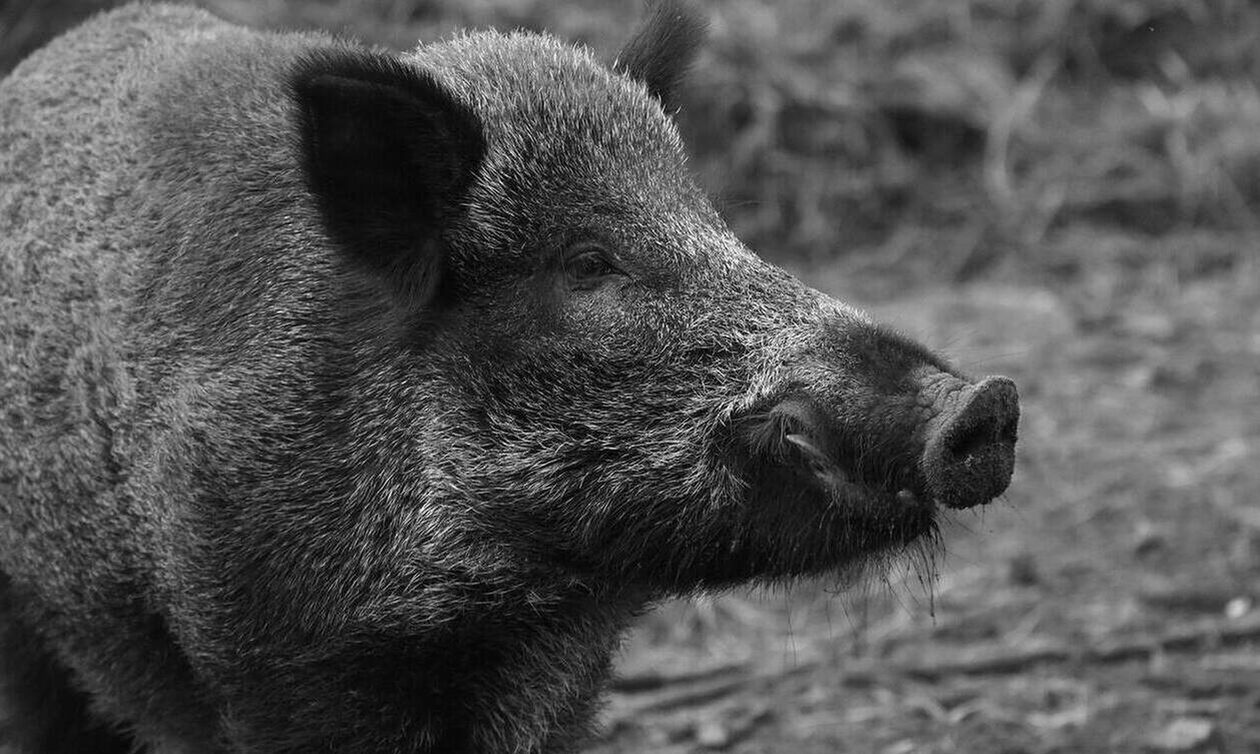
[4,0,1259,282]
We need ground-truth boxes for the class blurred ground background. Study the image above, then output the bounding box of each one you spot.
[4,1,1259,752]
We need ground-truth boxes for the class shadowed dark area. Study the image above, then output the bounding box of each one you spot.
[0,576,134,754]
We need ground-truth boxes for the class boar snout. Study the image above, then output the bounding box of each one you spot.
[922,375,1019,509]
[736,363,1019,521]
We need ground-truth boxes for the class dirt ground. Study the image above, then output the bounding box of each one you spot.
[4,1,1259,753]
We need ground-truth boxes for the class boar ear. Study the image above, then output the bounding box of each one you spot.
[614,0,707,108]
[292,50,485,306]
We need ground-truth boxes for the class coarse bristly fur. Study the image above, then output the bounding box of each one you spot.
[0,1,1018,752]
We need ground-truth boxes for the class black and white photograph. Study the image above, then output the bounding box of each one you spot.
[1,1,1257,752]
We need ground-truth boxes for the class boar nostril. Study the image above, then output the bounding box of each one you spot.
[945,420,993,461]
[999,416,1019,446]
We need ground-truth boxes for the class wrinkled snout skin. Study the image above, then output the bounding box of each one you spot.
[0,2,1018,753]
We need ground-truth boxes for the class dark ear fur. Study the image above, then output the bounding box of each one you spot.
[614,0,707,108]
[291,49,485,306]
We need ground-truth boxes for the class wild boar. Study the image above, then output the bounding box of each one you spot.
[0,1,1018,751]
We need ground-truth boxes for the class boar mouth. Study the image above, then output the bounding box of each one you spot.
[781,428,939,543]
[732,396,940,561]
[782,431,932,515]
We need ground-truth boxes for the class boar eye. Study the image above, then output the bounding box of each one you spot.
[564,244,620,288]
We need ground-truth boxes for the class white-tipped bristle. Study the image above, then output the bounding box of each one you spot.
[813,465,849,487]
[784,432,826,461]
